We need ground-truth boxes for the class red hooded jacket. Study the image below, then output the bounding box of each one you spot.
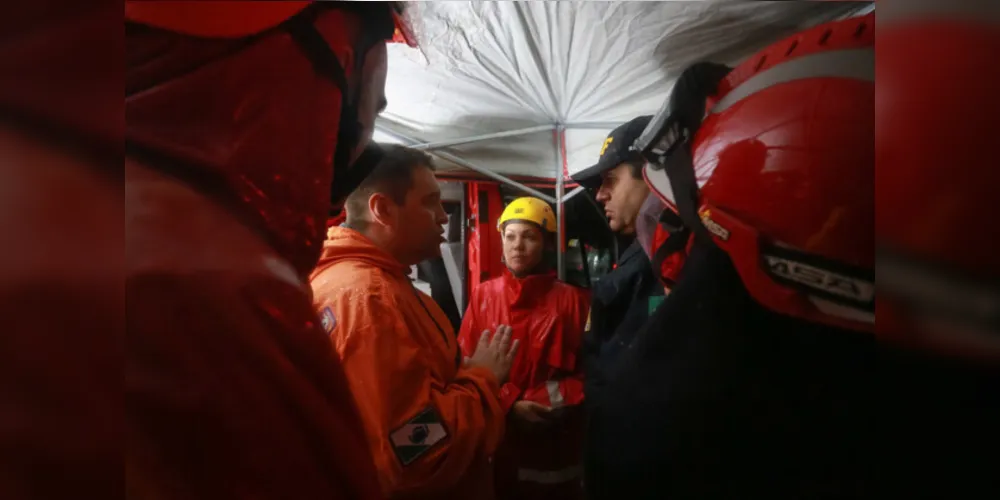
[458,271,590,500]
[125,6,384,499]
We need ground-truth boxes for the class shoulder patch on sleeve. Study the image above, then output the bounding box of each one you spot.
[320,306,337,333]
[390,406,449,466]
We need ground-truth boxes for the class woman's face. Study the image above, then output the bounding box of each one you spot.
[502,222,544,276]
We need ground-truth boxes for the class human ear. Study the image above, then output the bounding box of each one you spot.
[368,192,396,226]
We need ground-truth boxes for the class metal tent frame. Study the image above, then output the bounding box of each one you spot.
[375,120,622,280]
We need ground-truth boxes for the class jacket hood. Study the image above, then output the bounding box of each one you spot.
[126,10,366,278]
[315,226,410,278]
[502,269,557,308]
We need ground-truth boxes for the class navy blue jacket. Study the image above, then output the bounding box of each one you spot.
[585,239,876,498]
[581,241,665,483]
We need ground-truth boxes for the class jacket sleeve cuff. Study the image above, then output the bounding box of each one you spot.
[499,383,522,414]
[461,365,501,395]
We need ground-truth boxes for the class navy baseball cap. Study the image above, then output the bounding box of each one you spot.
[571,115,652,189]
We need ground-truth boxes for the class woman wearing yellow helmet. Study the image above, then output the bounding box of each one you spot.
[458,197,590,500]
[497,196,558,276]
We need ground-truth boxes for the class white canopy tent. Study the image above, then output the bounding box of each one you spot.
[376,0,872,278]
[376,1,871,181]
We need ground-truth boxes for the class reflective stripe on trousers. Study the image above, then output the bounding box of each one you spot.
[517,465,582,485]
[546,380,565,407]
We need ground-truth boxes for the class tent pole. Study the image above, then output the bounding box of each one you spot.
[434,151,557,205]
[563,185,586,203]
[410,124,555,151]
[554,126,566,281]
[562,121,623,130]
[375,123,557,205]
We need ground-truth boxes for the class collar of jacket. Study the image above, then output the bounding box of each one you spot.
[502,269,557,308]
[618,240,645,268]
[591,240,652,307]
[314,225,412,279]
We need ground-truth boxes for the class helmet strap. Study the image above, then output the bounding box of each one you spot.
[284,3,396,207]
[664,143,712,244]
[653,62,734,252]
[285,13,357,177]
[649,209,690,288]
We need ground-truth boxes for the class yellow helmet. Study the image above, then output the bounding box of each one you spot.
[497,197,557,233]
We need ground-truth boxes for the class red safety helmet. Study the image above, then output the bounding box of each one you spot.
[877,4,1000,360]
[125,1,312,38]
[644,13,875,333]
[125,1,416,44]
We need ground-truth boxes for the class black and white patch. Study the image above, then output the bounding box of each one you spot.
[390,407,448,466]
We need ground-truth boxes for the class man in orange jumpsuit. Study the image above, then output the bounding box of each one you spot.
[311,145,520,500]
[458,197,590,500]
[125,2,409,498]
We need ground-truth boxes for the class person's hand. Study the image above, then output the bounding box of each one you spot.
[511,400,553,425]
[466,325,519,384]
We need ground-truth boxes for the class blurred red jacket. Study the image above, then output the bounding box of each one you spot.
[458,271,590,500]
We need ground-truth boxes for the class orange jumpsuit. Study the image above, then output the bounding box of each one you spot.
[458,271,590,500]
[311,226,506,500]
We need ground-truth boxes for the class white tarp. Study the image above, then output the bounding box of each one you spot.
[376,0,869,181]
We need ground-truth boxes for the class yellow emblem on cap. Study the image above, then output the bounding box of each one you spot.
[599,137,614,156]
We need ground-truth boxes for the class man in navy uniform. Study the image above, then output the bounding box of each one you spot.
[570,115,667,490]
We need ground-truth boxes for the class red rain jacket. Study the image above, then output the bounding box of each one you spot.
[125,8,384,499]
[458,271,590,500]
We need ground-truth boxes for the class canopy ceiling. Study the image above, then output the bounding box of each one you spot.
[375,0,872,182]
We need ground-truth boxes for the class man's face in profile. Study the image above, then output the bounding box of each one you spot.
[596,163,650,235]
[395,165,448,265]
